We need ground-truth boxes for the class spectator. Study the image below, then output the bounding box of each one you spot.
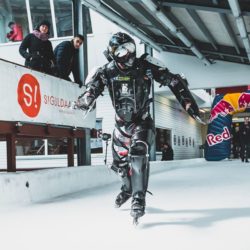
[6,21,23,42]
[54,34,84,86]
[19,20,55,75]
[232,125,240,159]
[161,142,174,161]
[239,117,250,163]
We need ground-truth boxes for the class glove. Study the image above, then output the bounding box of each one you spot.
[26,54,33,61]
[186,104,206,124]
[184,99,197,118]
[75,95,90,111]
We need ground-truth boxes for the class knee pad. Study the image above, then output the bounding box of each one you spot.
[130,140,148,155]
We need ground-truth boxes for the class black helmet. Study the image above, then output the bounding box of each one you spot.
[108,32,136,68]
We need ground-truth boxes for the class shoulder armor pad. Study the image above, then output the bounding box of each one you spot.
[143,54,166,68]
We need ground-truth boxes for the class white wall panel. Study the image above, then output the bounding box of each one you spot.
[154,94,203,160]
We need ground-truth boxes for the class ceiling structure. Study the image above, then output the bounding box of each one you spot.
[82,0,250,66]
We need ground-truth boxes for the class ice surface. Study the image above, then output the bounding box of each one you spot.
[0,159,250,250]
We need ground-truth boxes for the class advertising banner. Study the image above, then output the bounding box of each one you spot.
[205,91,250,161]
[205,94,232,161]
[0,59,95,129]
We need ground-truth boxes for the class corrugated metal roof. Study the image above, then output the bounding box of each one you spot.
[82,0,250,65]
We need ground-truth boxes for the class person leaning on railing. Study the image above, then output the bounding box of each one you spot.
[19,20,55,75]
[54,34,84,87]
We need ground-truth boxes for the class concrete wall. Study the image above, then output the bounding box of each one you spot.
[0,158,204,205]
[154,95,203,159]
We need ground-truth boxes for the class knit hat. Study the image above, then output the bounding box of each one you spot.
[35,20,51,34]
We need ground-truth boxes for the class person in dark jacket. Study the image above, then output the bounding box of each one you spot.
[161,143,174,161]
[239,117,250,163]
[54,34,84,86]
[19,20,55,74]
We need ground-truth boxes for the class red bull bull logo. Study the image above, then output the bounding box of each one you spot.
[238,93,250,108]
[207,127,231,146]
[209,92,250,123]
[209,100,234,123]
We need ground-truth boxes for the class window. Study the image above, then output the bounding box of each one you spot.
[16,139,45,156]
[0,0,28,43]
[173,135,177,145]
[47,138,74,155]
[82,5,93,34]
[16,138,78,156]
[54,0,73,37]
[29,0,54,37]
[156,128,171,151]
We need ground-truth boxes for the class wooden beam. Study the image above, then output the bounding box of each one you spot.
[6,134,16,172]
[0,121,85,138]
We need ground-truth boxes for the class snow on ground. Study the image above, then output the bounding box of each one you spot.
[0,159,250,250]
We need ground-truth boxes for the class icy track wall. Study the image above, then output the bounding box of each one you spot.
[0,159,203,205]
[205,91,250,161]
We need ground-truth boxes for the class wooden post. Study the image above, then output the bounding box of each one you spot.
[67,137,74,167]
[6,134,16,172]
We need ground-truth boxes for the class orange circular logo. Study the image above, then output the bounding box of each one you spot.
[17,74,41,118]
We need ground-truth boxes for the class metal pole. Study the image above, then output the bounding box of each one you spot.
[104,140,108,165]
[81,5,89,83]
[73,0,91,165]
[81,128,91,165]
[67,137,74,167]
[73,0,88,85]
[145,45,156,161]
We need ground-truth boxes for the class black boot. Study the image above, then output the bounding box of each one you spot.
[130,191,145,218]
[115,186,132,208]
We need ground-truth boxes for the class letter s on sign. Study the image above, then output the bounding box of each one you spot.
[23,83,33,107]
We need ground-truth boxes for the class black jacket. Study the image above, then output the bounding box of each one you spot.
[54,41,81,85]
[239,123,250,145]
[19,33,55,74]
[161,146,174,161]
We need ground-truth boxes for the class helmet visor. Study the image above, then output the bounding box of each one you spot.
[114,42,136,58]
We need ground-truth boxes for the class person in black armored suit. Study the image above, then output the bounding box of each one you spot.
[77,32,201,222]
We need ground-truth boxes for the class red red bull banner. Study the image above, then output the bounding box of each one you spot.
[205,91,250,161]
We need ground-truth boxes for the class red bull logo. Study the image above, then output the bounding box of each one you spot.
[209,99,234,123]
[207,127,231,146]
[209,92,250,123]
[238,93,250,108]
